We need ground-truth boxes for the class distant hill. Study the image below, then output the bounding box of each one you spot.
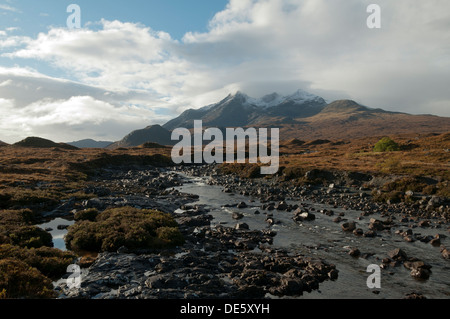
[107,125,176,149]
[275,99,450,141]
[13,137,79,150]
[0,140,8,147]
[68,139,113,148]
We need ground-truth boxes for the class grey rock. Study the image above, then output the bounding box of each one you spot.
[232,212,244,220]
[341,222,356,232]
[388,248,408,261]
[235,223,250,230]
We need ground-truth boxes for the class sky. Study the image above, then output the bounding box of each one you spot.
[0,0,449,143]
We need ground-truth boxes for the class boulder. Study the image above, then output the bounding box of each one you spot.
[235,223,250,230]
[440,246,450,259]
[232,212,244,220]
[237,202,247,209]
[341,222,356,232]
[348,248,361,257]
[410,268,431,280]
[293,211,316,222]
[369,219,385,231]
[388,248,408,261]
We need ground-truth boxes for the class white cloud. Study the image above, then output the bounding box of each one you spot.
[0,95,166,144]
[0,4,19,12]
[0,67,172,143]
[0,0,449,143]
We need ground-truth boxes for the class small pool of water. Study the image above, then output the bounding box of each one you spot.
[38,217,75,251]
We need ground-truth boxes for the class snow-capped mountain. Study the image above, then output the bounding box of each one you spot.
[247,90,326,109]
[107,89,450,148]
[163,89,327,130]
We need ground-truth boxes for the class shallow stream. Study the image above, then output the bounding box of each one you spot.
[174,174,450,299]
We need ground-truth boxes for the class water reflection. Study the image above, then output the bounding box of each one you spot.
[38,217,74,251]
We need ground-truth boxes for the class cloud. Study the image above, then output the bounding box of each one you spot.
[181,0,450,114]
[0,0,449,143]
[0,94,166,144]
[0,67,172,143]
[0,4,19,12]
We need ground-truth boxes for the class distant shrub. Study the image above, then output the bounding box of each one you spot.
[218,164,262,179]
[65,206,184,252]
[0,258,55,299]
[372,190,403,204]
[374,137,400,152]
[382,177,430,193]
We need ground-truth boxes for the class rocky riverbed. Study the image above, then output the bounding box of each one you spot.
[53,164,450,299]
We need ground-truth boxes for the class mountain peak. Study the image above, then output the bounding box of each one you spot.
[242,89,325,109]
[163,89,328,131]
[287,89,323,102]
[231,91,250,101]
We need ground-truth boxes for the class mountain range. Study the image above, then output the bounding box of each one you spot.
[106,124,176,150]
[68,139,113,149]
[108,90,450,148]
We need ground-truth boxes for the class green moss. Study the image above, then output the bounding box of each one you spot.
[0,209,37,226]
[0,258,56,299]
[74,208,99,222]
[65,206,184,253]
[156,227,185,246]
[7,226,53,248]
[0,244,75,279]
[0,209,53,248]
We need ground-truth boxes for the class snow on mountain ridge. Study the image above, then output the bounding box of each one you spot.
[196,89,324,112]
[244,89,324,108]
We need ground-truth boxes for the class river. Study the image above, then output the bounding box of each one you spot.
[174,173,450,299]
